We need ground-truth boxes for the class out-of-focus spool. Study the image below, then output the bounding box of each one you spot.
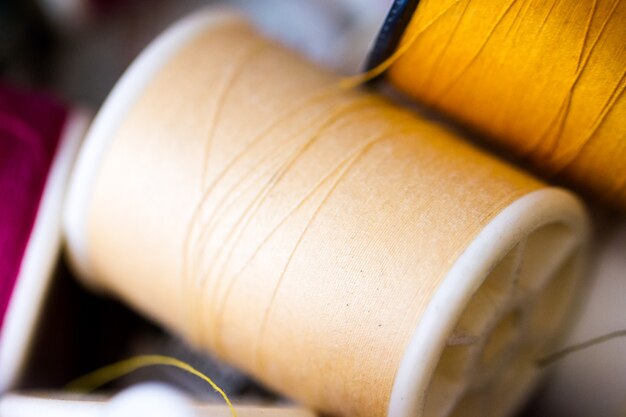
[64,10,590,417]
[367,0,626,211]
[0,84,89,391]
[0,390,317,417]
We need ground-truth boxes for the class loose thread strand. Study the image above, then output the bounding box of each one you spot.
[64,354,237,417]
[537,329,626,367]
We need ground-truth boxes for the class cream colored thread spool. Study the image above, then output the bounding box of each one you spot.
[63,10,590,417]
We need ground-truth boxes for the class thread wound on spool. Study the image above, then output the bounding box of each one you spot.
[64,11,589,417]
[373,0,626,211]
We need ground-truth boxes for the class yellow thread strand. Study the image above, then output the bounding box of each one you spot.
[65,355,237,417]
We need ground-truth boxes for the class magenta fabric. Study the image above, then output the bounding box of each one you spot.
[0,83,68,329]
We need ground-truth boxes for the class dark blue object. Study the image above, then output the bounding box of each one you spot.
[364,0,421,78]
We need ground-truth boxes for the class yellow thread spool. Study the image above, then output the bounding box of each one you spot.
[369,0,626,211]
[64,10,589,417]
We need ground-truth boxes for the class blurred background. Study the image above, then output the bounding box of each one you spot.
[0,0,389,105]
[1,1,625,416]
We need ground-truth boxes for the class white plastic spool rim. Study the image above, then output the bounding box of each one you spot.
[0,109,90,391]
[63,8,590,417]
[390,188,588,417]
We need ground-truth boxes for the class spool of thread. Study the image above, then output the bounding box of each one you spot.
[0,83,89,391]
[366,0,626,211]
[64,10,590,417]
